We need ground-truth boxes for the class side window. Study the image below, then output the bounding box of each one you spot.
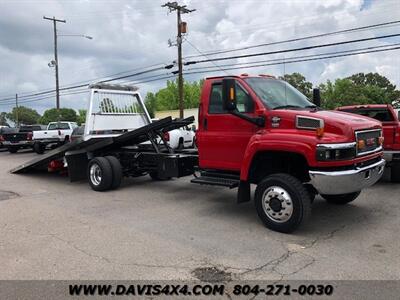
[48,123,57,130]
[236,84,254,113]
[208,84,226,114]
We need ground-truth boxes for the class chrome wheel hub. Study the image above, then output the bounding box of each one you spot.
[90,163,102,186]
[262,186,293,223]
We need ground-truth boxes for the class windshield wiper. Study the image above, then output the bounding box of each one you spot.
[273,105,303,110]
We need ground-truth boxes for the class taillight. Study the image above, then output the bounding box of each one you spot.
[27,132,33,140]
[163,132,170,141]
[0,135,4,142]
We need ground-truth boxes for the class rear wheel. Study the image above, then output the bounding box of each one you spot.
[87,157,113,191]
[8,147,18,153]
[391,162,400,183]
[105,156,123,189]
[33,142,45,154]
[321,191,361,205]
[254,173,311,233]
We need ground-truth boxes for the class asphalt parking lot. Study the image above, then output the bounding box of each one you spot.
[0,148,399,280]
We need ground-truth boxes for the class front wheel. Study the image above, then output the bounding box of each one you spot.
[255,173,311,233]
[321,191,361,205]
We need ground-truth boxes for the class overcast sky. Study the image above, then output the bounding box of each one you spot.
[0,0,399,114]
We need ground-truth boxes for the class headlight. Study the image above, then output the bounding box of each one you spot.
[316,142,356,161]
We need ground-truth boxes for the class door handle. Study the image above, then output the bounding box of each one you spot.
[203,118,208,130]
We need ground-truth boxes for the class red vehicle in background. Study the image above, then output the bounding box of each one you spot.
[337,104,400,182]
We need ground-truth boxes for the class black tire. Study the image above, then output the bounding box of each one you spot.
[391,162,400,183]
[321,191,361,205]
[33,142,45,154]
[254,173,311,233]
[149,171,171,181]
[105,156,123,189]
[8,147,18,153]
[87,157,113,191]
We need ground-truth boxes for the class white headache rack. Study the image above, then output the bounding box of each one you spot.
[84,83,151,140]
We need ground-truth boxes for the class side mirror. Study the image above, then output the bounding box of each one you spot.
[313,88,321,107]
[222,78,237,111]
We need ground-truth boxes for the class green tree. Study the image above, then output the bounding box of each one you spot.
[151,79,204,112]
[39,108,78,124]
[77,109,87,125]
[319,73,400,109]
[279,72,313,98]
[144,92,157,118]
[347,72,400,102]
[7,106,41,125]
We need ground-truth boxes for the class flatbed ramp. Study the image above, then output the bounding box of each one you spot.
[10,116,195,174]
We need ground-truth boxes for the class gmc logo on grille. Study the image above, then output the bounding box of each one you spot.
[366,138,376,146]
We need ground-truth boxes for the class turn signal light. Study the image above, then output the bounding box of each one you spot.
[316,127,324,137]
[358,139,366,150]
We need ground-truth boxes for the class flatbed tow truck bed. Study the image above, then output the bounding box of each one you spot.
[10,116,198,183]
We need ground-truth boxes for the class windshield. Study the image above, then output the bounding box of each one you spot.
[244,77,315,110]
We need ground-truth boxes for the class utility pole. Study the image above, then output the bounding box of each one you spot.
[15,93,19,127]
[162,2,195,118]
[43,16,66,110]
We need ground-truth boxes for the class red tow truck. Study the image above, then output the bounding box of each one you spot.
[337,104,400,182]
[13,76,386,233]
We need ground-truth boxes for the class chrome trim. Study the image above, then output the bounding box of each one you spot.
[309,159,385,195]
[296,115,324,130]
[355,128,382,157]
[317,142,356,150]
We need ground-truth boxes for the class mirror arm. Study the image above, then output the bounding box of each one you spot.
[230,111,265,127]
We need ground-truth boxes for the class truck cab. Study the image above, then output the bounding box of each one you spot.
[195,75,385,232]
[337,104,400,182]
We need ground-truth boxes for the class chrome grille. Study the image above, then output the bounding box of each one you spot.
[356,129,382,156]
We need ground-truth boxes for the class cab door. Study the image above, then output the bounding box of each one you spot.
[197,80,257,171]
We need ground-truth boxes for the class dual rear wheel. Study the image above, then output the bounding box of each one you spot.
[87,156,122,191]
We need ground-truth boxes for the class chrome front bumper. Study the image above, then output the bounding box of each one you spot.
[309,159,385,195]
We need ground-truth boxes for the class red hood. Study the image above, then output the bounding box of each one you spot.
[270,109,382,141]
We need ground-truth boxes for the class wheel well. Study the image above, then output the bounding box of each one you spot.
[248,151,310,184]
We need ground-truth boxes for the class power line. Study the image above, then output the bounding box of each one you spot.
[184,38,228,75]
[182,46,400,76]
[186,43,400,71]
[184,19,400,59]
[184,33,400,65]
[0,65,170,102]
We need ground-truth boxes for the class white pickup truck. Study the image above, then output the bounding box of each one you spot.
[163,125,195,149]
[151,119,195,149]
[32,121,78,154]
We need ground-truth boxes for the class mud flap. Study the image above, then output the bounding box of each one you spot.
[237,180,251,203]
